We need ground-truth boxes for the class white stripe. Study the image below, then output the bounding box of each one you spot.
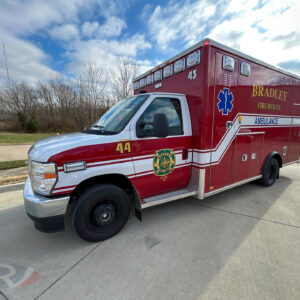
[292,117,300,125]
[193,114,293,166]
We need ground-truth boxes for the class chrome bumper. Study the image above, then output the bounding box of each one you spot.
[24,178,70,218]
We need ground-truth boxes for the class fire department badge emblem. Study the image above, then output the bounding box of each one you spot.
[153,149,176,177]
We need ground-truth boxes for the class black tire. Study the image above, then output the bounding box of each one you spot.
[72,184,130,242]
[259,157,279,187]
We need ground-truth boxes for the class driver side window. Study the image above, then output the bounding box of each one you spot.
[137,97,183,137]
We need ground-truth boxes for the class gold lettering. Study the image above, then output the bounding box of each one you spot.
[264,87,269,97]
[252,85,258,97]
[124,142,131,153]
[116,143,124,154]
[257,102,281,111]
[258,85,264,97]
[283,91,288,102]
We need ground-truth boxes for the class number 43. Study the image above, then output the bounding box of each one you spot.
[188,69,197,80]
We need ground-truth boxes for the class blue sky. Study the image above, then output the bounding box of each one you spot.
[0,0,299,84]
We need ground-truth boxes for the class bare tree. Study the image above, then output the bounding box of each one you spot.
[3,81,38,131]
[110,57,139,102]
[82,60,108,122]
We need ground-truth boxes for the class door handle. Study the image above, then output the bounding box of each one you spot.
[182,149,188,160]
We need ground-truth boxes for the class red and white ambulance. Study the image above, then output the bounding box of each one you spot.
[24,38,300,242]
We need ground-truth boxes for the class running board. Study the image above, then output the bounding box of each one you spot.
[141,189,197,209]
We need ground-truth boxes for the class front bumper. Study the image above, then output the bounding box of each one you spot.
[24,178,70,232]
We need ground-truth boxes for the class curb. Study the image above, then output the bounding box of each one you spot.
[0,182,25,193]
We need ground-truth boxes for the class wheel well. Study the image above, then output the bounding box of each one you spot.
[262,152,282,173]
[273,153,282,168]
[69,174,134,204]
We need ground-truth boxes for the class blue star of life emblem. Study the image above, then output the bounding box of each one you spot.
[217,88,234,115]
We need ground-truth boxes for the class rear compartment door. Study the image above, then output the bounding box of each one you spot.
[209,51,238,190]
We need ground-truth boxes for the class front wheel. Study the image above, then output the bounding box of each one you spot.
[72,184,130,242]
[259,157,279,187]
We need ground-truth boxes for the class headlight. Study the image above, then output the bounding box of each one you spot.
[30,161,57,195]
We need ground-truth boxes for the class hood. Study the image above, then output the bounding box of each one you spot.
[28,132,123,162]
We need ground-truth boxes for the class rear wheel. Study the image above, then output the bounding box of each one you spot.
[259,157,279,187]
[72,184,130,242]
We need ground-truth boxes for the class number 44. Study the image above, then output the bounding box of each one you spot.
[188,69,197,80]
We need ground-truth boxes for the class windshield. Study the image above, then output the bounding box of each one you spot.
[91,94,149,134]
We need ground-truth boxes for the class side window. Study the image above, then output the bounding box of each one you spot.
[137,98,183,137]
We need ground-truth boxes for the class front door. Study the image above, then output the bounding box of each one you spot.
[130,96,192,200]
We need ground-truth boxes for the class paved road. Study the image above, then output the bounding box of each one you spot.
[0,164,300,300]
[0,144,31,162]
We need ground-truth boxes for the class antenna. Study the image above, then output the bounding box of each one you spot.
[2,42,10,83]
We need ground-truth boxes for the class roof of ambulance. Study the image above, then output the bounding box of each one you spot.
[134,37,300,81]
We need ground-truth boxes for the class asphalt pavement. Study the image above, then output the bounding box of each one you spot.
[0,164,300,300]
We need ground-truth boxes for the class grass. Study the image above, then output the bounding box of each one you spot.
[0,160,27,170]
[0,132,57,144]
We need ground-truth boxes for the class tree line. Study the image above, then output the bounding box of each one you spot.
[0,57,138,133]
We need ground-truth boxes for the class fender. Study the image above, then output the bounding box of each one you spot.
[262,152,282,178]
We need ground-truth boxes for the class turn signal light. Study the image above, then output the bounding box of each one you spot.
[44,173,57,179]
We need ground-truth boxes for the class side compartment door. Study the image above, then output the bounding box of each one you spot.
[288,103,300,162]
[130,96,192,200]
[233,132,264,182]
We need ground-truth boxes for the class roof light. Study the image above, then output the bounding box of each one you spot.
[174,58,185,73]
[187,50,201,68]
[133,81,139,90]
[241,62,250,76]
[204,40,210,46]
[222,55,234,71]
[146,74,153,85]
[154,70,162,82]
[163,64,173,78]
[139,78,146,88]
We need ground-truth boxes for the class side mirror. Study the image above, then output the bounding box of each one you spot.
[153,113,169,138]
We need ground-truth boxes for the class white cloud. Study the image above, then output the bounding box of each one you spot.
[82,21,100,38]
[146,0,300,73]
[148,0,216,51]
[81,17,126,38]
[0,0,130,83]
[65,34,151,74]
[0,31,56,84]
[49,24,79,41]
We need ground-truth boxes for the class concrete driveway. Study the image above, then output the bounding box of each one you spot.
[0,164,300,300]
[0,144,31,162]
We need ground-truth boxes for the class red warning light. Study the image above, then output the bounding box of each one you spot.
[204,40,210,46]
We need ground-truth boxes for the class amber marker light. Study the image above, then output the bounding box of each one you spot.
[44,173,57,179]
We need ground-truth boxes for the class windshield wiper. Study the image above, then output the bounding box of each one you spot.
[80,128,117,135]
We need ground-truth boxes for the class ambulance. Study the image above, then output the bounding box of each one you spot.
[24,38,300,242]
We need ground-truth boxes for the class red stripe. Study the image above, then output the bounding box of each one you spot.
[54,185,77,191]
